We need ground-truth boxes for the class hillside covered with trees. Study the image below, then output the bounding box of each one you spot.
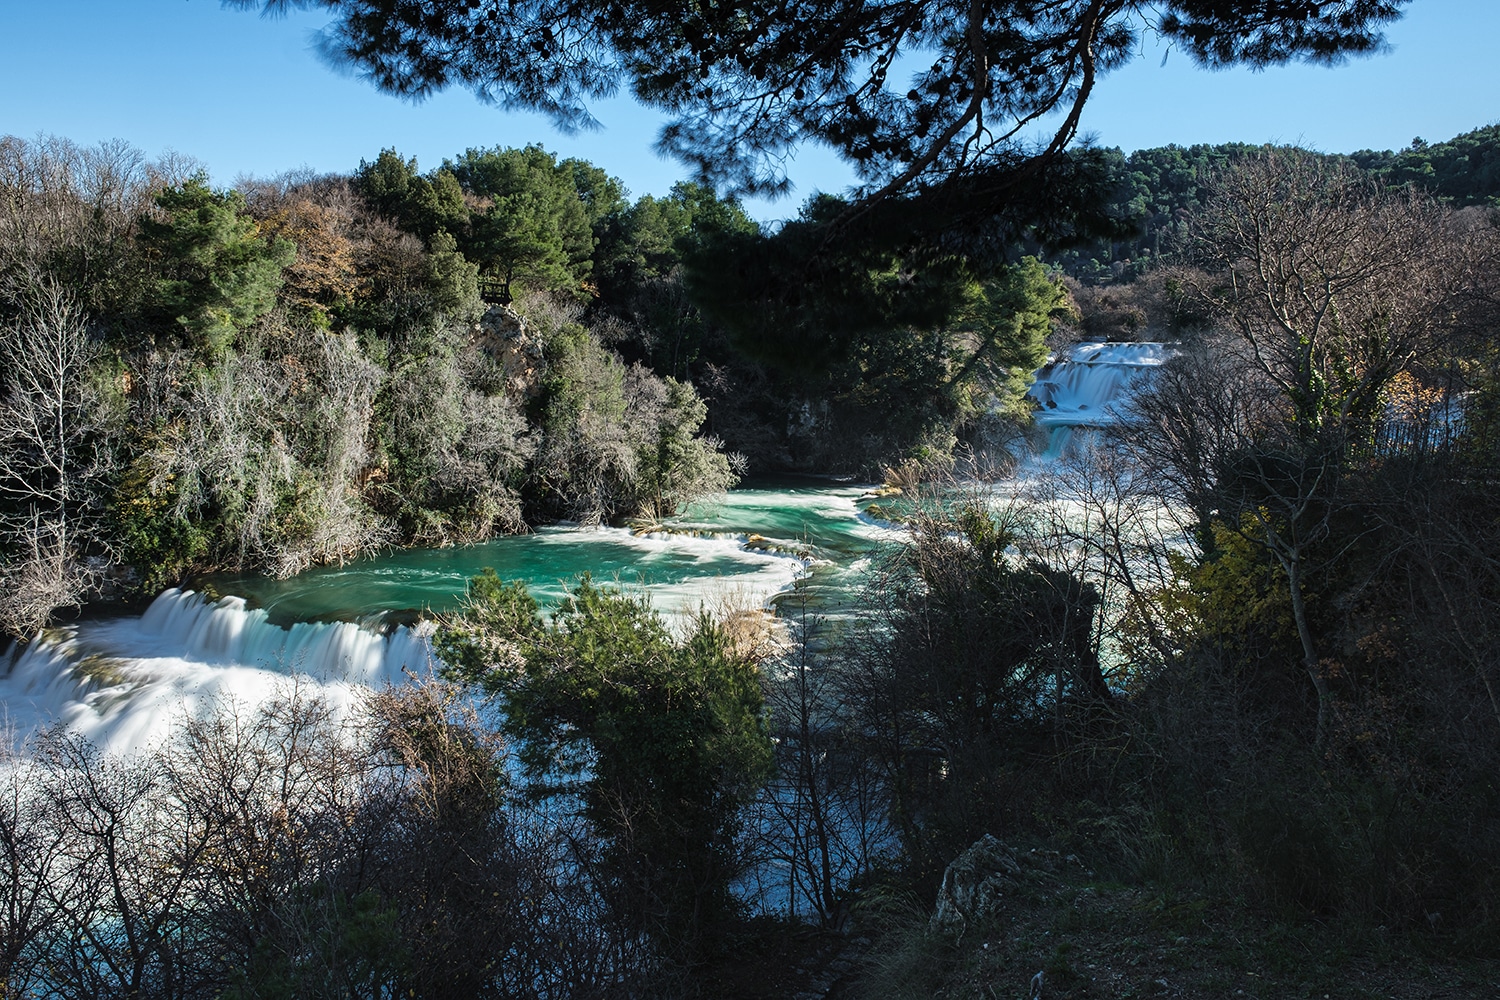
[0,128,1092,636]
[1041,122,1500,280]
[2,121,1499,996]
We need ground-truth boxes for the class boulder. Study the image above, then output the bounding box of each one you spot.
[930,834,1025,938]
[472,305,543,399]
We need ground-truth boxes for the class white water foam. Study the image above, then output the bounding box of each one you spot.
[0,589,437,753]
[564,524,814,618]
[1027,341,1174,460]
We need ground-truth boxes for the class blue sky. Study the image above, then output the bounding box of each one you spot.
[2,1,1496,222]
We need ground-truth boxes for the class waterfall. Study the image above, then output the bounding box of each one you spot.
[132,589,432,683]
[0,485,889,752]
[1027,341,1173,458]
[0,589,437,752]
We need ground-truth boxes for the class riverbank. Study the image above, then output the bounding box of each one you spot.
[705,838,1500,1000]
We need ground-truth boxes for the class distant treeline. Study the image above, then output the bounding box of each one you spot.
[1049,123,1500,280]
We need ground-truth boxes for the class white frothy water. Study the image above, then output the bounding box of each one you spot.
[538,523,812,617]
[0,589,438,752]
[1028,342,1173,459]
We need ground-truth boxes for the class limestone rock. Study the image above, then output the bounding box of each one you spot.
[930,834,1025,938]
[472,305,543,399]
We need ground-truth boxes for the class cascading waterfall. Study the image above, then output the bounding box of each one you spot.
[1027,341,1174,460]
[135,588,432,683]
[0,588,437,751]
[0,485,894,751]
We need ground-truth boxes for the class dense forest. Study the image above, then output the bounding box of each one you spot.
[0,132,1086,637]
[3,110,1500,996]
[0,135,774,637]
[1045,123,1500,280]
[7,122,1499,637]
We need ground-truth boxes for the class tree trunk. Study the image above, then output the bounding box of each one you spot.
[1283,552,1330,751]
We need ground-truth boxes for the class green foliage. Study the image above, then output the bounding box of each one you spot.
[223,889,409,1000]
[354,145,610,309]
[374,338,532,545]
[422,229,483,318]
[527,314,733,522]
[590,182,759,388]
[1126,517,1301,676]
[1041,141,1264,278]
[633,377,737,521]
[685,193,968,372]
[355,148,421,220]
[683,219,1072,472]
[230,0,1403,235]
[354,148,469,240]
[530,318,634,520]
[594,182,753,297]
[950,257,1069,419]
[1045,126,1500,282]
[561,156,629,232]
[1352,125,1500,207]
[448,145,596,303]
[593,192,691,298]
[138,176,294,352]
[0,137,723,600]
[437,572,773,957]
[113,439,208,594]
[677,193,989,471]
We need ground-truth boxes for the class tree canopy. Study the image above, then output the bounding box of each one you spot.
[1351,124,1500,207]
[234,0,1409,215]
[228,1,1411,353]
[436,572,773,957]
[139,177,296,352]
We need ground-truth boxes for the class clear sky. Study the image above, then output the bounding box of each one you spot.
[2,1,1496,222]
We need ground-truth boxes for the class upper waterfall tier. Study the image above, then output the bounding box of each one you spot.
[1028,342,1174,428]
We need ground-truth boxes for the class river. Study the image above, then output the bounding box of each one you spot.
[0,480,898,751]
[0,341,1173,753]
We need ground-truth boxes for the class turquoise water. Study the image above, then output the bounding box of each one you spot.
[202,482,897,626]
[0,482,896,752]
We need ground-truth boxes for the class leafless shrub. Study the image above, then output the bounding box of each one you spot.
[381,341,533,546]
[1133,150,1490,748]
[0,681,664,998]
[0,279,118,636]
[0,135,201,320]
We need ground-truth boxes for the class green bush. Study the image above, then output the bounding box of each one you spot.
[438,571,774,960]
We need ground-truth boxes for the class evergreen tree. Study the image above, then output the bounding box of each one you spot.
[949,257,1068,413]
[448,145,595,302]
[230,0,1409,220]
[436,572,773,961]
[138,177,295,352]
[354,149,469,240]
